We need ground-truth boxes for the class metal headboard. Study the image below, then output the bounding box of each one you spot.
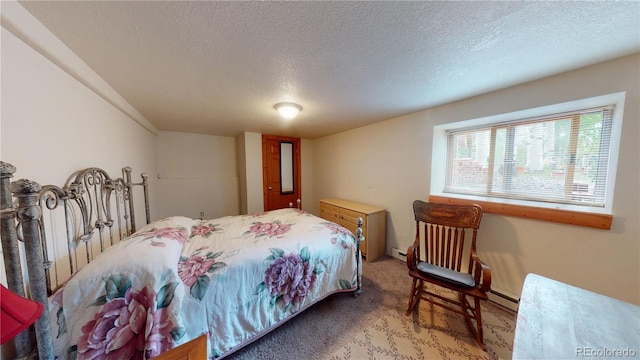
[0,161,150,360]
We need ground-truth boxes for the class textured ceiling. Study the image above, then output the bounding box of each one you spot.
[17,1,640,139]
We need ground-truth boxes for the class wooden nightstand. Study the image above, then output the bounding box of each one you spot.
[151,334,207,360]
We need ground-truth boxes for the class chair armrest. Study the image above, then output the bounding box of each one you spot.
[471,251,492,292]
[406,245,418,270]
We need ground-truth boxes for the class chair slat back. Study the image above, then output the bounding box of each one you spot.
[413,201,483,272]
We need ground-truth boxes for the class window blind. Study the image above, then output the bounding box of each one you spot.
[444,106,615,208]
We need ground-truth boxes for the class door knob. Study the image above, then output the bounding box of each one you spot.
[268,187,272,190]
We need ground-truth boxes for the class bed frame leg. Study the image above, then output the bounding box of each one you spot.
[11,179,54,360]
[354,217,364,296]
[0,162,36,358]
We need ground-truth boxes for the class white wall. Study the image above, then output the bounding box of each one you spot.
[0,5,158,225]
[311,54,640,305]
[237,132,264,214]
[157,131,239,219]
[237,133,249,214]
[159,131,314,217]
[301,138,313,212]
[154,130,309,219]
[1,27,157,178]
[1,2,158,184]
[1,1,159,256]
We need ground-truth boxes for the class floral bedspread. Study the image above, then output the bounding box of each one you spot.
[49,209,359,359]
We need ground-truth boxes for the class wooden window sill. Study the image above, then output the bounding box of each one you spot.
[429,195,612,230]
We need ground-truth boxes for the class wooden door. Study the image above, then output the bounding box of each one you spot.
[262,135,301,211]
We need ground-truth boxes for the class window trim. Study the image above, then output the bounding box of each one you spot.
[430,92,625,230]
[429,195,613,230]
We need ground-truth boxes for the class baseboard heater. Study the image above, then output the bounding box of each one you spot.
[490,289,520,304]
[391,248,407,262]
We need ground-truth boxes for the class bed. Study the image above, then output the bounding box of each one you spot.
[0,162,362,360]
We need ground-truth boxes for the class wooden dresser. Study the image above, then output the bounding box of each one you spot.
[319,198,386,262]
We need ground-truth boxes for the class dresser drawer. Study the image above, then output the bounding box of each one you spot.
[339,208,366,226]
[320,202,341,214]
[319,206,340,222]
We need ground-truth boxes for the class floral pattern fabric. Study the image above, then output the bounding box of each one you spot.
[245,220,292,239]
[178,247,227,301]
[48,210,359,359]
[260,247,317,308]
[47,218,190,360]
[78,275,181,359]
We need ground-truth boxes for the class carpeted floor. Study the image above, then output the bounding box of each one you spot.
[227,256,516,360]
[327,295,514,360]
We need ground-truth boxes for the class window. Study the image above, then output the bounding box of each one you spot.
[431,93,625,229]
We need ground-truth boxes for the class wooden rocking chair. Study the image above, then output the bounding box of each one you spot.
[406,200,491,350]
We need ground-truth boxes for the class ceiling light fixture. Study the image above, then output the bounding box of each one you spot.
[274,102,303,120]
